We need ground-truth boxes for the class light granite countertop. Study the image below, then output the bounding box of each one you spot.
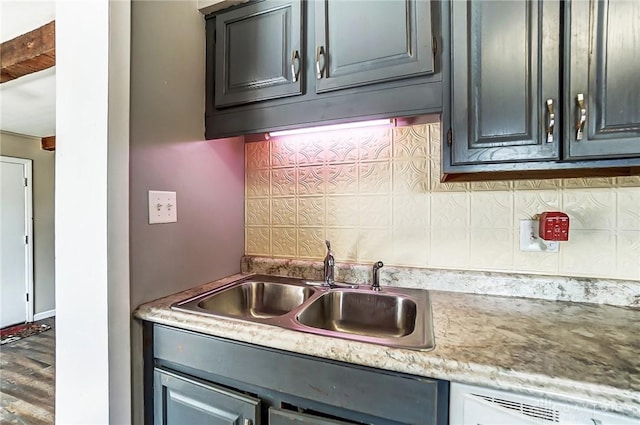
[134,272,640,418]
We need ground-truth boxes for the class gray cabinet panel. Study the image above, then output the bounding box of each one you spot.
[450,0,560,165]
[269,408,352,425]
[314,0,434,93]
[565,0,640,159]
[154,368,260,425]
[215,0,303,107]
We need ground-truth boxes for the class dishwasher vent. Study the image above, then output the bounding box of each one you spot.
[472,393,560,422]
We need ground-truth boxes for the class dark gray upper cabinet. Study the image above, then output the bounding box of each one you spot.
[314,0,434,93]
[565,0,640,159]
[205,0,445,139]
[154,368,260,425]
[444,0,640,179]
[450,0,560,165]
[214,0,303,107]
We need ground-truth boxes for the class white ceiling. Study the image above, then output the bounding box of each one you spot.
[0,0,56,138]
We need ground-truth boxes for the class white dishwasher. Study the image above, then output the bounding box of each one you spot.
[450,383,638,425]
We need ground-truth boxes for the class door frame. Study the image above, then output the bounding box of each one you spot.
[1,155,34,323]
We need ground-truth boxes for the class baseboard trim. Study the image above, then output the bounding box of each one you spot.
[34,309,55,321]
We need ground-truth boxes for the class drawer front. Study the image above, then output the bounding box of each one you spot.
[269,408,352,425]
[154,368,260,425]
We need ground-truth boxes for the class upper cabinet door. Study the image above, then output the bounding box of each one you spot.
[215,0,304,108]
[565,0,640,159]
[450,0,560,165]
[314,0,434,93]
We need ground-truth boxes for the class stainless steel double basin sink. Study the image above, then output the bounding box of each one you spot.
[172,275,435,350]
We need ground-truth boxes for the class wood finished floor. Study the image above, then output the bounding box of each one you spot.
[0,318,55,425]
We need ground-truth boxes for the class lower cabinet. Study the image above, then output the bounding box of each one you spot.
[154,369,259,425]
[147,324,449,425]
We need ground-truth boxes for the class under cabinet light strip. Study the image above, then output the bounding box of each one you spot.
[268,119,392,137]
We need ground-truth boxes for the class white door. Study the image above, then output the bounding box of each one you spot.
[0,156,34,328]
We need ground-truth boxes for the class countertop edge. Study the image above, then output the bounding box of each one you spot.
[133,273,640,418]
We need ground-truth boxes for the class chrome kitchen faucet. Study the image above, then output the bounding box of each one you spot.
[323,240,335,287]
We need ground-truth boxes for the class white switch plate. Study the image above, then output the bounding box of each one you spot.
[519,219,559,252]
[148,190,177,224]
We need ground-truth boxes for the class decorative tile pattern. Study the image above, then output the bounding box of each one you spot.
[246,169,270,197]
[358,195,391,228]
[326,163,358,194]
[563,189,615,230]
[560,230,616,278]
[270,137,297,168]
[562,177,616,189]
[470,192,513,228]
[393,159,430,193]
[245,227,270,256]
[271,228,297,257]
[245,141,269,170]
[359,161,391,194]
[392,124,430,159]
[271,168,297,196]
[246,199,270,226]
[298,228,325,259]
[326,196,358,227]
[616,176,640,187]
[513,179,561,190]
[244,122,640,281]
[431,193,469,228]
[617,188,640,230]
[359,128,391,161]
[298,166,325,195]
[471,181,512,191]
[514,191,560,220]
[469,228,514,271]
[616,231,640,279]
[357,228,392,263]
[392,195,429,229]
[298,197,325,226]
[271,198,296,226]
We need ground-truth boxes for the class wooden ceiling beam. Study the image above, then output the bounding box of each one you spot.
[41,136,55,151]
[1,21,55,83]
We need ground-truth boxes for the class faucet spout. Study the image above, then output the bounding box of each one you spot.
[371,261,384,291]
[323,240,335,287]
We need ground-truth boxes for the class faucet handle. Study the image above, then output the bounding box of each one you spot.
[325,240,331,251]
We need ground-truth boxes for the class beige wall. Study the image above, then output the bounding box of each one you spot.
[245,123,640,281]
[129,1,245,423]
[0,132,55,314]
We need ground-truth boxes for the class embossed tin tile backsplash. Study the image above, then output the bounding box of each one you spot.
[245,123,640,280]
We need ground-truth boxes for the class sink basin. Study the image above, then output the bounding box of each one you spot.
[172,275,435,351]
[176,280,315,319]
[296,291,416,338]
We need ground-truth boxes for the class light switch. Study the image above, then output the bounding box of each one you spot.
[148,190,177,224]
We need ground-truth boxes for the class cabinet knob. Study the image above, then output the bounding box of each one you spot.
[316,46,325,79]
[291,49,300,83]
[545,99,555,143]
[575,93,587,141]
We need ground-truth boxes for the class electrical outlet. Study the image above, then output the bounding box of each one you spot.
[519,219,559,252]
[148,190,177,224]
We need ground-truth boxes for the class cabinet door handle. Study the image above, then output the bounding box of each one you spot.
[545,99,555,143]
[291,49,300,83]
[576,93,587,141]
[316,46,325,79]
